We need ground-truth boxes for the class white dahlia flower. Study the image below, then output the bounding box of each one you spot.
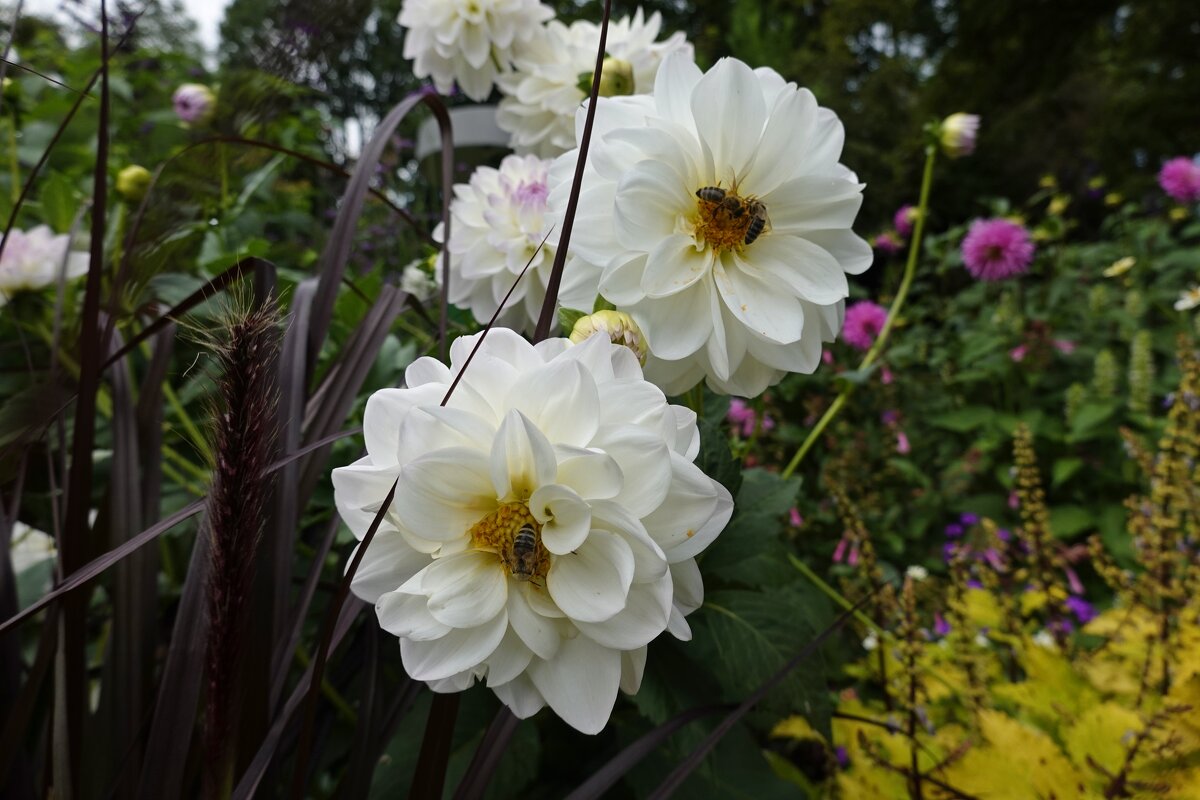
[435,154,597,333]
[398,0,553,102]
[547,54,872,397]
[496,9,692,157]
[0,225,88,307]
[332,329,732,734]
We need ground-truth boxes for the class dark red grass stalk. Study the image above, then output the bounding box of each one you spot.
[202,302,281,799]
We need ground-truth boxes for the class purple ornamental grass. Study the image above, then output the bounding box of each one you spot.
[961,218,1035,281]
[1158,157,1200,204]
[841,300,889,351]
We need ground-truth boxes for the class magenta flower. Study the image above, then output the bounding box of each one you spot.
[789,508,803,528]
[895,431,911,454]
[1009,344,1028,362]
[1158,157,1200,204]
[893,204,918,237]
[961,218,1035,281]
[841,300,889,351]
[933,612,951,637]
[727,398,772,437]
[874,231,903,255]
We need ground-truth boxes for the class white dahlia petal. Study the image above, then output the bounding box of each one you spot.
[0,225,88,305]
[397,0,552,101]
[548,52,871,396]
[333,331,731,733]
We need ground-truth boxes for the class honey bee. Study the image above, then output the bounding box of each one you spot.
[743,198,769,245]
[695,186,727,204]
[508,524,539,582]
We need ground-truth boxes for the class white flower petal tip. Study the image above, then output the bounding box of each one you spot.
[332,330,732,734]
[547,55,871,398]
[397,0,553,101]
[0,225,88,307]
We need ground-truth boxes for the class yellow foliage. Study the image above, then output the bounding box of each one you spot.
[1063,703,1142,781]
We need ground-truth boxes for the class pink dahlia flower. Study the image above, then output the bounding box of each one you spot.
[841,300,888,351]
[1158,157,1200,204]
[893,204,918,237]
[961,219,1035,282]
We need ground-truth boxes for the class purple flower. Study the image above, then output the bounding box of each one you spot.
[835,747,849,768]
[960,513,979,526]
[944,523,964,538]
[1158,157,1200,204]
[874,231,903,255]
[172,83,216,125]
[961,219,1036,281]
[893,204,918,237]
[1065,596,1096,623]
[726,398,772,437]
[841,300,889,351]
[934,612,951,637]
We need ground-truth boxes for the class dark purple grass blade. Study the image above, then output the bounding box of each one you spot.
[54,5,113,790]
[267,278,316,697]
[102,326,156,796]
[0,603,57,793]
[450,707,522,800]
[332,625,381,800]
[646,589,881,800]
[564,705,730,800]
[0,500,204,635]
[306,92,452,371]
[135,514,211,798]
[531,0,613,342]
[231,598,364,800]
[409,693,461,800]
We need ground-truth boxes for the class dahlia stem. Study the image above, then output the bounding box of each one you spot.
[781,145,937,480]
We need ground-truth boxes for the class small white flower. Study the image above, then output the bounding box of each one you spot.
[436,154,596,333]
[1032,630,1056,650]
[0,225,89,306]
[862,633,879,651]
[905,565,928,582]
[496,10,692,156]
[398,0,553,101]
[974,633,990,648]
[548,54,871,397]
[333,329,733,734]
[1175,285,1200,311]
[401,256,440,303]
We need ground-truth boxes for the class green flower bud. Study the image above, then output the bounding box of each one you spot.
[115,165,152,202]
[570,309,647,364]
[1092,349,1118,398]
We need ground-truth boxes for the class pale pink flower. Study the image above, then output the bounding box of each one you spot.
[1053,339,1076,355]
[896,431,911,454]
[1009,344,1028,362]
[961,218,1035,281]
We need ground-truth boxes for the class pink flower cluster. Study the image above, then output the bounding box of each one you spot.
[893,204,918,237]
[1158,157,1200,204]
[727,398,774,438]
[961,218,1035,281]
[841,300,889,351]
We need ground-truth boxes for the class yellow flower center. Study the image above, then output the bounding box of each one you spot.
[468,501,550,582]
[692,186,766,252]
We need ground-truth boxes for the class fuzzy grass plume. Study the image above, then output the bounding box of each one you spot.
[200,299,281,797]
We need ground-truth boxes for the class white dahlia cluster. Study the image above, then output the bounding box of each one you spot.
[435,153,597,333]
[333,329,732,733]
[547,54,872,397]
[398,0,553,101]
[496,9,692,156]
[0,225,89,307]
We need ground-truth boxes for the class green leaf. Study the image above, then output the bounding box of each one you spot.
[40,171,78,232]
[697,413,742,498]
[929,406,993,432]
[558,306,587,336]
[1051,457,1084,487]
[702,469,798,587]
[1068,402,1118,441]
[1049,505,1093,539]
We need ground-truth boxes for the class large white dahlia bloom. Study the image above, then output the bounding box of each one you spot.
[398,0,553,101]
[496,9,692,157]
[0,225,88,307]
[435,154,597,333]
[332,329,732,734]
[548,54,873,397]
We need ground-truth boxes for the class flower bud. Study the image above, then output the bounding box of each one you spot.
[1064,382,1086,426]
[938,113,980,158]
[115,165,152,202]
[1092,349,1118,398]
[173,83,216,125]
[1128,330,1154,415]
[570,309,647,364]
[1124,288,1146,320]
[579,58,636,98]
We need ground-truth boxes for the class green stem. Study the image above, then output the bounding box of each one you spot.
[782,146,937,480]
[788,553,880,632]
[294,643,358,723]
[6,114,18,205]
[163,381,214,466]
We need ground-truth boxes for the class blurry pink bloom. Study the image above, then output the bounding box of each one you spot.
[832,536,848,563]
[1008,490,1020,510]
[881,365,894,384]
[893,204,918,237]
[1009,344,1028,362]
[822,349,835,366]
[896,431,911,454]
[172,83,216,125]
[1158,157,1200,204]
[1053,339,1076,355]
[874,231,903,255]
[789,508,803,528]
[961,218,1035,281]
[847,543,860,567]
[726,398,772,437]
[842,300,889,351]
[1065,566,1084,596]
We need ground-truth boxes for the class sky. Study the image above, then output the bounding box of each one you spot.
[16,0,231,53]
